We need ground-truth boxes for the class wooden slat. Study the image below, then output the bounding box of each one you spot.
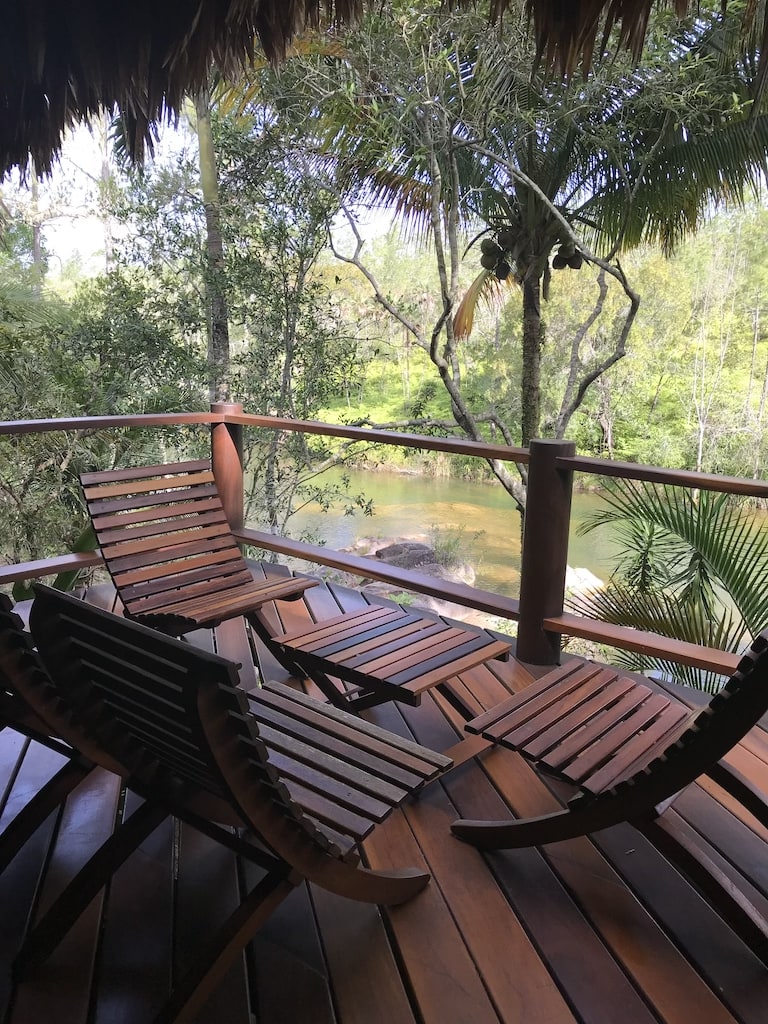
[364,697,582,1023]
[87,482,219,517]
[80,459,211,486]
[91,791,175,1024]
[9,769,123,1024]
[520,676,639,754]
[364,808,505,1024]
[173,822,252,1023]
[402,683,745,1024]
[557,692,675,780]
[92,497,226,534]
[258,727,412,804]
[256,681,451,774]
[251,701,432,791]
[584,703,691,792]
[465,661,601,736]
[248,881,337,1024]
[83,469,215,500]
[310,886,417,1024]
[104,521,235,562]
[399,640,511,695]
[595,821,768,1022]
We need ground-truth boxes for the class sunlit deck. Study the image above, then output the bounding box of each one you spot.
[2,568,768,1024]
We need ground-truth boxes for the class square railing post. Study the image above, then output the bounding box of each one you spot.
[210,401,244,531]
[516,438,576,665]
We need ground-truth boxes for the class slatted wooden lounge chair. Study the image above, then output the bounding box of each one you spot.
[0,594,96,874]
[23,584,452,1024]
[81,460,511,712]
[452,640,768,958]
[80,459,319,632]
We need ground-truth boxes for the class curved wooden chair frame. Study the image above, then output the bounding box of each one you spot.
[452,637,768,960]
[24,584,450,1023]
[0,595,96,874]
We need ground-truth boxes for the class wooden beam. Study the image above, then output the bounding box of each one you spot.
[544,612,740,676]
[236,528,521,623]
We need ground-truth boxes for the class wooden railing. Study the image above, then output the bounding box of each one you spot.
[1,402,766,677]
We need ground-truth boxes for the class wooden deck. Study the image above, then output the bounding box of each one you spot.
[3,565,768,1023]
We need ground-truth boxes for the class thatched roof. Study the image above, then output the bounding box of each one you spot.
[0,0,762,177]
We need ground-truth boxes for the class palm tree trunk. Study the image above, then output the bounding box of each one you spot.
[521,274,542,445]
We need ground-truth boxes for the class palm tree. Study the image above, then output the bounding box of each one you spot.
[570,480,768,690]
[261,3,768,452]
[451,9,768,444]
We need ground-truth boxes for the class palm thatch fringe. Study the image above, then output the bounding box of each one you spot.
[0,0,364,176]
[1,0,765,177]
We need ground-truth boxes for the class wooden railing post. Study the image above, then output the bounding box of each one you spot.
[210,401,244,531]
[516,438,576,665]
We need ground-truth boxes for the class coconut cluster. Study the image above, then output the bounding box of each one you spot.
[478,230,584,279]
[479,238,512,280]
[552,243,583,270]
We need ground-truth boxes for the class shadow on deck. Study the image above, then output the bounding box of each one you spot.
[2,565,768,1024]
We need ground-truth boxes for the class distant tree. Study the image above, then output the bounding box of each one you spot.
[0,263,206,573]
[193,83,232,402]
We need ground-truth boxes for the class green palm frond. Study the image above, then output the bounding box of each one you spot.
[580,480,768,635]
[573,480,768,689]
[593,113,768,252]
[568,580,740,691]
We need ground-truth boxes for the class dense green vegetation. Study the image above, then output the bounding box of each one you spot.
[315,203,768,482]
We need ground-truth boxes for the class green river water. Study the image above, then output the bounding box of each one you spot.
[281,467,622,600]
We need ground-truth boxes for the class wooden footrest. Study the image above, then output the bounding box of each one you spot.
[466,660,692,795]
[271,605,511,701]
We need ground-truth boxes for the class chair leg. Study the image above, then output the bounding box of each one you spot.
[0,759,91,873]
[306,858,431,905]
[14,798,169,975]
[153,869,297,1024]
[451,800,631,850]
[247,609,363,710]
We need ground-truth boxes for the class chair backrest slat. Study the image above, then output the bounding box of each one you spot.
[80,459,212,487]
[29,586,345,857]
[82,461,253,622]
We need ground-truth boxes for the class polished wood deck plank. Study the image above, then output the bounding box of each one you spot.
[3,570,768,1023]
[92,792,175,1024]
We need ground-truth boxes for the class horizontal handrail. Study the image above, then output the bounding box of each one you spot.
[545,612,740,675]
[0,412,220,435]
[228,413,529,463]
[5,412,765,499]
[0,410,764,675]
[0,552,103,585]
[560,454,768,498]
[0,546,742,678]
[236,527,521,621]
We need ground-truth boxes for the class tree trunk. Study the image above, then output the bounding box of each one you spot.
[195,87,230,403]
[29,168,43,298]
[96,114,115,271]
[521,274,542,445]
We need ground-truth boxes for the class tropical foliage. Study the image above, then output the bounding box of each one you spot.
[570,480,768,690]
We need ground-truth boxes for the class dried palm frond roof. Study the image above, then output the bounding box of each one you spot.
[1,0,764,177]
[0,0,362,176]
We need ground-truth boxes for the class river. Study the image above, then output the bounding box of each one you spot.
[282,467,621,599]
